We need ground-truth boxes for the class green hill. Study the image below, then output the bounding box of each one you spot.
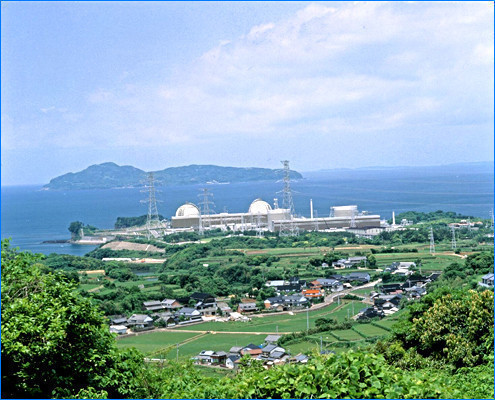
[43,162,303,190]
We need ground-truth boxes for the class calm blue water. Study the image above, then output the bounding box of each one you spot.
[2,165,493,255]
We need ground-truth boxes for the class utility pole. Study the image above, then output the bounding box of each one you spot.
[320,336,323,353]
[306,308,309,331]
[451,226,457,250]
[176,343,179,362]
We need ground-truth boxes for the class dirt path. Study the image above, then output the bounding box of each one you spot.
[88,285,104,292]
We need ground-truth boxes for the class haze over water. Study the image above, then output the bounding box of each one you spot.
[2,164,493,256]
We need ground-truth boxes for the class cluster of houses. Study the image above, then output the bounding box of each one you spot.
[108,292,217,334]
[356,271,441,320]
[264,273,371,304]
[193,335,309,369]
[383,261,417,276]
[109,261,432,334]
[331,256,368,269]
[108,270,379,334]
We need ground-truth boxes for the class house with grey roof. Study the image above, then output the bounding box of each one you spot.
[143,300,166,312]
[109,325,128,335]
[127,314,154,329]
[226,354,241,369]
[161,299,182,311]
[264,334,282,344]
[344,272,371,283]
[178,307,202,321]
[238,302,259,313]
[480,273,494,287]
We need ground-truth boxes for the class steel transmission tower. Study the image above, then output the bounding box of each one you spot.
[451,226,457,250]
[429,226,435,255]
[198,188,215,234]
[141,172,161,239]
[279,160,299,237]
[256,213,264,238]
[314,210,319,232]
[350,208,357,228]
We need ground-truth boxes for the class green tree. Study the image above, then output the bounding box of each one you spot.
[68,221,84,240]
[1,240,144,398]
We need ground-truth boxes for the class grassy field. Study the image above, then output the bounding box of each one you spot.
[353,324,390,338]
[374,319,397,330]
[329,329,364,341]
[285,340,320,355]
[116,331,199,354]
[175,303,346,333]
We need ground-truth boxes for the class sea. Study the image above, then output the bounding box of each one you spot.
[1,164,493,256]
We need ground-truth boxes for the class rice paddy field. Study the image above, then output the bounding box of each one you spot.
[116,299,397,360]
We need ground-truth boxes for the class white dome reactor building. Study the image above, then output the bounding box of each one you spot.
[248,199,272,214]
[171,198,289,231]
[175,203,201,217]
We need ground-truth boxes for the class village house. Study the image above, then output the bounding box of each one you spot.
[142,300,166,312]
[479,273,494,287]
[355,307,385,321]
[127,314,154,329]
[109,325,128,335]
[343,272,371,284]
[195,350,227,365]
[332,256,367,269]
[178,307,202,321]
[190,292,217,316]
[315,278,343,291]
[161,298,182,312]
[264,295,308,310]
[226,355,241,369]
[264,334,282,344]
[302,288,323,299]
[108,315,128,326]
[151,312,176,327]
[238,301,259,313]
[265,277,306,293]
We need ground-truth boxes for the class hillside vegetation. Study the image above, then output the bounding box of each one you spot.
[43,162,303,190]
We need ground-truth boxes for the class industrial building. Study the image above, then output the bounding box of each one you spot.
[171,200,381,232]
[171,199,289,231]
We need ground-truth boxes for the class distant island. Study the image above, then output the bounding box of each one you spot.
[43,162,303,190]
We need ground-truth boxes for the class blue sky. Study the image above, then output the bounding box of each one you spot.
[2,1,493,185]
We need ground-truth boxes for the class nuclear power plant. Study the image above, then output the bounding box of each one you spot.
[170,200,381,233]
[144,161,382,237]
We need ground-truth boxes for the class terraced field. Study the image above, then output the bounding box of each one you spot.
[353,324,390,338]
[374,319,397,331]
[329,329,364,341]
